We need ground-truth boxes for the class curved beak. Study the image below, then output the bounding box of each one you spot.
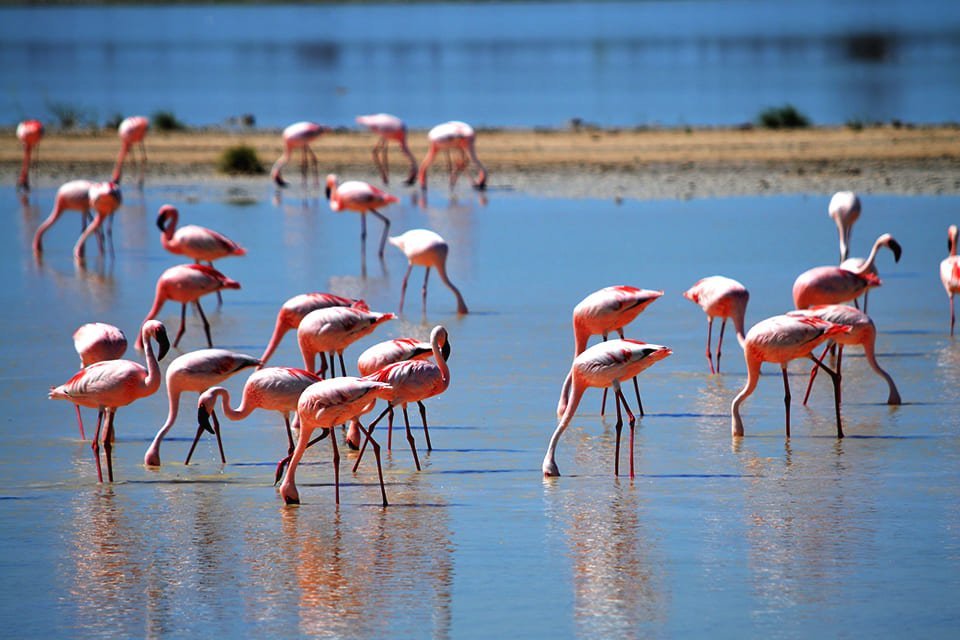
[197,406,215,435]
[155,212,167,231]
[155,327,171,361]
[888,238,903,263]
[441,337,452,362]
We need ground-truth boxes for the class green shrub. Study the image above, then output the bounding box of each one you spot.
[218,145,265,175]
[756,104,811,129]
[151,110,186,132]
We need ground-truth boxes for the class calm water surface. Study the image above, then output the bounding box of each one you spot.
[2,0,959,128]
[0,180,958,637]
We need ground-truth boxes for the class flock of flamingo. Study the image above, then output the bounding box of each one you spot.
[13,113,960,506]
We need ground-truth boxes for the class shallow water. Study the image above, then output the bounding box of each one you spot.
[2,0,959,128]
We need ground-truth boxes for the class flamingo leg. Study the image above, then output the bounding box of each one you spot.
[184,421,204,465]
[802,342,832,406]
[600,333,610,416]
[74,404,86,441]
[173,303,188,348]
[705,316,715,374]
[194,300,213,348]
[370,209,390,259]
[360,212,367,267]
[330,421,341,505]
[338,352,347,378]
[613,383,623,476]
[387,406,394,450]
[91,410,104,483]
[418,400,432,451]
[632,377,644,417]
[398,263,413,314]
[951,294,956,336]
[402,404,421,471]
[307,145,319,188]
[352,420,388,507]
[212,411,226,464]
[862,289,870,315]
[353,405,391,472]
[373,139,388,183]
[103,410,115,483]
[274,428,330,485]
[716,318,728,374]
[137,141,147,187]
[809,355,844,438]
[422,266,431,313]
[283,413,294,455]
[299,147,308,187]
[382,143,390,184]
[836,346,845,407]
[616,388,637,478]
[782,366,792,439]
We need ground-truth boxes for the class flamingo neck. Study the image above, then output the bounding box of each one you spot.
[435,261,468,314]
[142,329,163,395]
[432,335,451,386]
[260,310,294,365]
[861,334,901,404]
[215,388,255,421]
[730,354,761,436]
[855,237,886,274]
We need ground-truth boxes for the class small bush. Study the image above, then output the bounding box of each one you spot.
[218,145,265,175]
[104,113,124,130]
[846,119,864,131]
[151,110,186,132]
[756,104,811,129]
[46,101,95,130]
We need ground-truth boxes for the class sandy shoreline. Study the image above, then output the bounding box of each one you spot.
[4,125,960,200]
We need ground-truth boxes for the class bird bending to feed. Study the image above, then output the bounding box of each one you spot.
[352,325,451,469]
[32,179,108,257]
[143,348,261,466]
[682,276,749,374]
[112,116,149,186]
[543,339,672,478]
[297,306,395,378]
[417,121,487,191]
[72,181,122,261]
[389,229,469,315]
[49,321,169,482]
[259,292,369,366]
[137,264,241,350]
[730,314,851,439]
[16,119,43,191]
[279,376,394,506]
[326,173,398,263]
[356,113,418,185]
[189,366,320,466]
[156,204,246,263]
[271,121,330,187]
[828,191,861,263]
[941,225,960,335]
[788,305,901,406]
[792,233,902,309]
[69,322,128,440]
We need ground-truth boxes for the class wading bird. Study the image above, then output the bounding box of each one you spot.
[271,121,330,188]
[260,292,369,366]
[355,113,418,185]
[16,119,43,191]
[32,179,101,256]
[69,322,128,439]
[793,233,902,309]
[828,191,860,263]
[112,115,149,186]
[417,121,487,190]
[682,276,749,374]
[389,229,469,315]
[73,181,122,261]
[941,225,960,335]
[297,306,395,377]
[326,173,397,264]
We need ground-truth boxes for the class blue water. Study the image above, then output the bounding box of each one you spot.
[1,178,959,637]
[2,1,959,129]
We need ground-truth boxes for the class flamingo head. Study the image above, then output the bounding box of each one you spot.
[90,182,123,216]
[879,233,903,263]
[949,225,959,254]
[143,320,170,360]
[430,325,449,352]
[156,205,178,232]
[196,388,222,436]
[325,174,338,200]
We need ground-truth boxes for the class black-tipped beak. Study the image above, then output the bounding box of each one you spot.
[155,212,167,231]
[198,406,215,435]
[274,175,288,188]
[156,328,170,361]
[889,238,903,263]
[324,185,331,199]
[441,338,452,362]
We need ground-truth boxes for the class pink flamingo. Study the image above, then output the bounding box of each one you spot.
[543,340,672,477]
[793,233,902,309]
[112,115,149,186]
[137,264,241,350]
[389,228,469,315]
[355,113,418,185]
[73,182,122,261]
[297,306,396,377]
[570,285,663,416]
[271,121,330,187]
[16,119,43,191]
[260,292,369,366]
[730,314,851,439]
[352,325,451,468]
[32,179,100,255]
[143,348,261,466]
[326,173,398,263]
[788,305,901,405]
[682,276,749,374]
[828,191,861,263]
[69,322,128,440]
[279,376,394,506]
[156,204,246,263]
[941,225,960,335]
[49,320,169,482]
[416,121,487,191]
[189,366,321,466]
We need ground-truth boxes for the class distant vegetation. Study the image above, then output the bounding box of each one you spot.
[45,101,96,130]
[217,144,265,175]
[151,110,187,131]
[756,104,811,129]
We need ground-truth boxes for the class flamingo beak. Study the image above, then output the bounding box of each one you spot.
[889,238,903,263]
[274,174,288,188]
[441,338,452,362]
[156,328,170,361]
[324,185,331,199]
[197,406,215,435]
[155,212,167,231]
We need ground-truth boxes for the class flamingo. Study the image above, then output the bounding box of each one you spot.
[829,191,861,263]
[730,314,851,439]
[941,225,960,335]
[416,121,487,191]
[279,376,395,506]
[137,264,240,350]
[568,285,663,416]
[297,306,396,378]
[389,229,469,315]
[352,325,451,469]
[326,173,397,263]
[355,113,418,185]
[66,322,128,441]
[271,121,330,187]
[542,339,672,478]
[16,119,43,191]
[156,204,246,263]
[112,115,149,186]
[32,179,98,255]
[260,292,369,366]
[788,305,901,405]
[142,348,261,466]
[793,233,902,309]
[73,181,122,261]
[189,366,321,466]
[49,320,169,482]
[682,276,749,374]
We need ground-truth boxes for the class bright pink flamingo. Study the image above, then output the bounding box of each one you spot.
[69,322,128,440]
[543,340,672,477]
[355,113,418,185]
[828,191,861,263]
[352,325,450,468]
[570,285,663,416]
[297,306,396,377]
[271,121,330,187]
[112,115,149,186]
[793,233,902,309]
[279,376,394,506]
[189,366,321,466]
[941,225,960,335]
[788,305,901,405]
[682,276,749,374]
[16,119,43,191]
[326,173,398,263]
[416,121,487,191]
[143,348,261,466]
[260,292,369,366]
[73,182,122,261]
[137,264,240,350]
[730,315,851,439]
[389,228,469,315]
[49,320,169,482]
[156,204,246,263]
[32,179,98,255]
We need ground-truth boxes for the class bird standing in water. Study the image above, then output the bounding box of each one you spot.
[356,113,418,185]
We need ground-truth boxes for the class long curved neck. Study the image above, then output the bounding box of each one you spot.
[160,213,178,248]
[556,368,575,417]
[260,310,294,365]
[732,306,748,348]
[730,355,761,436]
[543,375,587,473]
[435,261,468,314]
[855,237,886,275]
[141,330,163,395]
[112,142,131,183]
[951,232,958,257]
[215,387,256,421]
[432,335,450,386]
[861,334,901,404]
